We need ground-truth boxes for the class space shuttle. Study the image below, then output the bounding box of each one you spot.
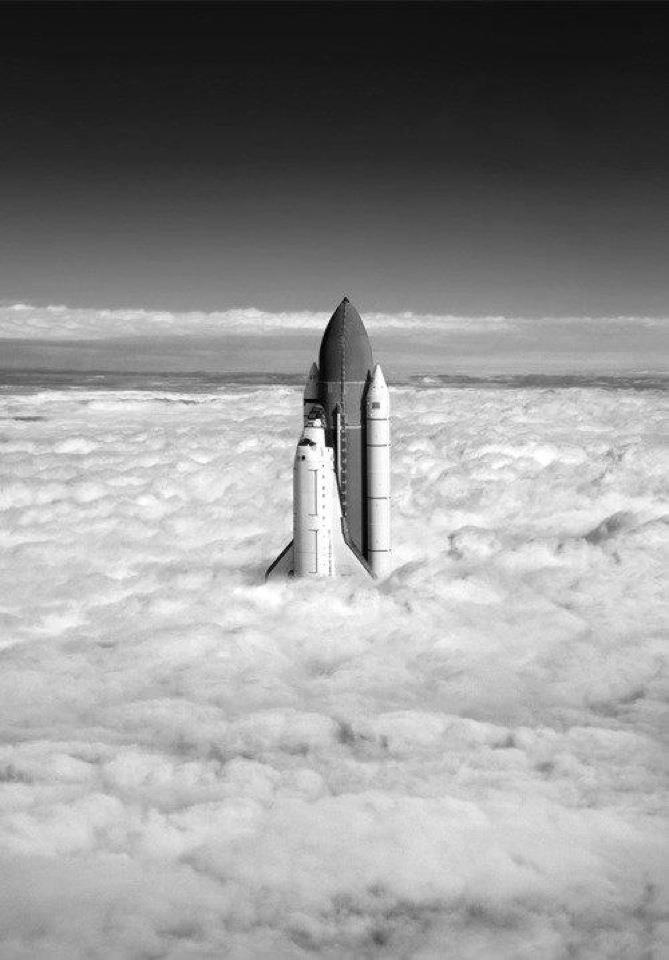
[266,297,391,580]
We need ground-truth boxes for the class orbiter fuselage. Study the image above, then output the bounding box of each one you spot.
[266,297,391,580]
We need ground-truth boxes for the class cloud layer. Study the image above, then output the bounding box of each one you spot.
[0,304,511,339]
[1,302,665,340]
[1,382,667,958]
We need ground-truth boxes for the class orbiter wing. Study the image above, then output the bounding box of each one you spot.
[265,468,372,581]
[265,539,294,579]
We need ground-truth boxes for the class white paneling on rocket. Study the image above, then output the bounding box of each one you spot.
[267,297,391,580]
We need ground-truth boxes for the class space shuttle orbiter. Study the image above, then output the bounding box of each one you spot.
[266,297,391,580]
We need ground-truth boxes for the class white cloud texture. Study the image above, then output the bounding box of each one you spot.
[1,382,667,958]
[1,303,513,338]
[1,302,665,339]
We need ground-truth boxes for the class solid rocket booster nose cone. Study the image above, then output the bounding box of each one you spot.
[303,362,320,403]
[318,298,372,384]
[367,364,390,418]
[370,364,387,388]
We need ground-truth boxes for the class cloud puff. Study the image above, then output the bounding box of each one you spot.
[0,381,667,958]
[1,302,665,340]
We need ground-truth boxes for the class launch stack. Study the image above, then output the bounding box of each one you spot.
[266,297,391,580]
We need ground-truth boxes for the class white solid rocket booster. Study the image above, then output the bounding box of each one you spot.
[303,362,320,423]
[365,364,391,576]
[293,417,335,576]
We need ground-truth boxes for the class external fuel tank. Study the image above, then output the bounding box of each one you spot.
[317,298,372,556]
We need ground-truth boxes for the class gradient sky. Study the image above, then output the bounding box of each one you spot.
[1,1,668,319]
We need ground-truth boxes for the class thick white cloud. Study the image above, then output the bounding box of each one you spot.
[0,301,665,340]
[0,303,513,339]
[0,382,667,958]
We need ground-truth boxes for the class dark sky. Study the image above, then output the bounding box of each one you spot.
[1,1,668,316]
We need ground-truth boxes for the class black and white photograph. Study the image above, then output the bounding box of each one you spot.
[0,1,667,957]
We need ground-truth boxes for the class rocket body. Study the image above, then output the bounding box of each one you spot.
[292,419,334,576]
[303,362,320,423]
[266,298,391,581]
[317,302,372,557]
[366,365,391,577]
